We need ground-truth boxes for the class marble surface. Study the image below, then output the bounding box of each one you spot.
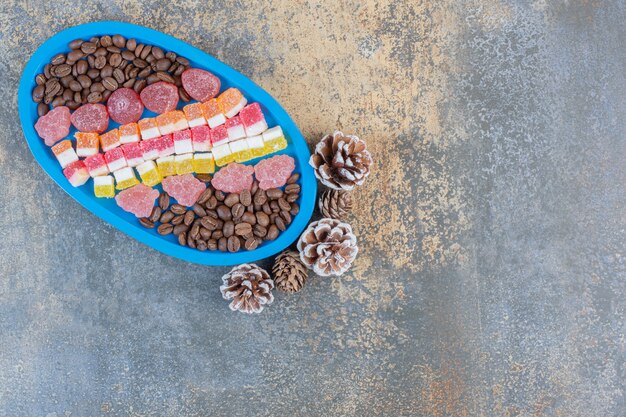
[0,1,624,416]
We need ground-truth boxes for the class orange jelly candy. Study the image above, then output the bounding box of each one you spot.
[201,98,227,128]
[138,117,160,140]
[217,88,247,118]
[183,102,206,127]
[99,129,120,152]
[74,132,99,157]
[119,123,140,144]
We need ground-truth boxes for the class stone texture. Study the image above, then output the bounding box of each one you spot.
[0,1,624,416]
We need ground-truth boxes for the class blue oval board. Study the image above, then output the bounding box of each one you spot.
[18,21,316,266]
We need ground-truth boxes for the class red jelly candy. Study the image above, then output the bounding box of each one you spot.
[107,88,144,124]
[181,68,220,102]
[70,103,109,133]
[212,162,254,193]
[140,81,179,114]
[254,155,295,190]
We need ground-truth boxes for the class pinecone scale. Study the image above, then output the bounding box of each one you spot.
[319,189,353,220]
[273,250,308,292]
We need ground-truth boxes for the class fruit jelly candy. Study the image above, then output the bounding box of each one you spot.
[84,153,109,177]
[217,88,247,118]
[136,160,162,186]
[74,132,99,157]
[156,111,176,135]
[140,137,161,160]
[210,124,229,146]
[138,117,160,140]
[174,153,194,175]
[225,116,246,142]
[192,153,215,174]
[51,140,79,168]
[63,160,89,187]
[212,142,234,167]
[99,129,121,152]
[201,98,226,128]
[229,138,252,163]
[171,110,189,132]
[104,147,128,172]
[183,102,207,128]
[156,156,176,177]
[246,135,265,159]
[173,129,193,154]
[239,103,268,136]
[122,143,145,167]
[262,126,288,154]
[191,125,211,152]
[157,134,175,158]
[119,123,140,144]
[113,166,139,190]
[94,175,115,198]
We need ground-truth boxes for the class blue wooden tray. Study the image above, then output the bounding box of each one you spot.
[18,21,316,266]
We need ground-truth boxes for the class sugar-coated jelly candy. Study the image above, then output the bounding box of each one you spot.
[94,175,115,198]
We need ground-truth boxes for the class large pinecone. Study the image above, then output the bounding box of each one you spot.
[297,218,358,276]
[319,189,353,220]
[272,250,308,292]
[220,263,274,314]
[309,131,372,191]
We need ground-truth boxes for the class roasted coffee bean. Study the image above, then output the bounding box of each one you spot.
[32,85,44,102]
[213,230,224,240]
[66,100,80,110]
[35,73,47,85]
[253,189,267,205]
[90,82,105,93]
[224,193,239,207]
[126,38,137,51]
[87,55,96,68]
[246,204,254,213]
[241,212,256,225]
[93,47,107,57]
[171,214,185,225]
[200,227,212,240]
[149,206,162,223]
[227,236,240,252]
[113,68,125,84]
[71,63,78,77]
[290,203,300,215]
[280,210,292,225]
[112,34,126,48]
[157,223,174,235]
[76,74,92,89]
[176,56,190,66]
[158,192,170,210]
[99,35,112,47]
[187,234,197,249]
[216,205,232,221]
[87,92,102,103]
[191,204,207,217]
[253,224,267,238]
[170,204,186,215]
[160,210,174,223]
[196,240,207,251]
[75,91,84,104]
[204,239,216,251]
[173,224,189,236]
[133,79,147,93]
[51,96,65,108]
[44,63,52,78]
[51,53,66,65]
[275,216,286,232]
[94,55,107,69]
[134,58,148,69]
[231,203,245,219]
[285,184,300,195]
[139,218,154,228]
[102,76,118,91]
[58,75,71,88]
[146,73,160,85]
[166,51,177,62]
[215,190,226,201]
[196,188,213,205]
[140,44,152,59]
[277,197,291,212]
[244,237,258,251]
[108,52,122,68]
[180,212,194,227]
[123,78,136,88]
[216,237,227,252]
[270,201,280,213]
[173,74,183,86]
[121,49,135,61]
[266,225,279,240]
[205,195,218,209]
[56,64,72,77]
[178,231,187,246]
[154,58,171,72]
[68,50,85,64]
[262,202,272,215]
[81,42,97,54]
[190,223,201,240]
[68,80,82,92]
[45,78,60,95]
[62,88,74,101]
[107,45,121,54]
[238,189,252,206]
[101,89,112,101]
[201,216,218,230]
[286,193,299,203]
[69,38,83,50]
[266,188,283,200]
[134,43,144,57]
[286,173,300,184]
[255,212,270,227]
[223,221,234,238]
[178,87,190,102]
[86,68,99,79]
[235,222,252,236]
[37,102,49,117]
[205,209,218,219]
[101,65,113,78]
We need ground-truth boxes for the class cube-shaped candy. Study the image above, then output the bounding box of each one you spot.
[121,143,144,167]
[212,142,234,167]
[140,137,161,160]
[183,102,207,128]
[63,160,90,187]
[229,138,252,163]
[170,110,189,132]
[156,134,175,157]
[84,153,109,177]
[156,156,176,177]
[246,135,265,159]
[173,129,193,154]
[100,129,121,152]
[210,125,229,146]
[119,123,140,144]
[51,140,79,168]
[94,175,115,198]
[192,153,215,174]
[136,160,162,186]
[174,153,194,175]
[138,117,160,140]
[240,103,268,136]
[74,132,99,157]
[201,98,226,128]
[191,125,211,152]
[156,111,175,136]
[262,126,288,154]
[225,116,246,142]
[217,88,247,118]
[104,147,128,172]
[113,166,139,190]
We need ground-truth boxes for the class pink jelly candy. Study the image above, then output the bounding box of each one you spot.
[70,103,109,133]
[140,81,179,114]
[34,106,71,146]
[211,163,254,193]
[115,183,160,218]
[107,88,144,124]
[161,174,207,206]
[181,68,220,102]
[254,155,295,190]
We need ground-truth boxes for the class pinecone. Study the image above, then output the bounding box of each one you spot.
[309,131,372,191]
[220,263,274,314]
[272,250,308,292]
[297,218,358,276]
[319,189,353,220]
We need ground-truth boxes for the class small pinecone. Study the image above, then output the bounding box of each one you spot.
[272,250,308,292]
[309,131,372,191]
[319,189,353,220]
[220,263,274,314]
[297,218,358,276]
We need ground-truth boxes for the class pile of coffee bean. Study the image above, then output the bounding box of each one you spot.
[139,174,301,253]
[33,34,192,117]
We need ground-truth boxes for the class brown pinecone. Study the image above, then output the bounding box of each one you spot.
[272,250,308,292]
[319,189,353,220]
[220,263,274,314]
[309,131,372,191]
[297,218,358,276]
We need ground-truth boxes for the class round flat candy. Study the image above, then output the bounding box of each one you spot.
[140,81,179,114]
[34,106,71,146]
[161,174,207,206]
[212,162,254,193]
[115,183,159,218]
[107,88,144,124]
[254,155,295,190]
[70,103,109,133]
[181,68,220,102]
